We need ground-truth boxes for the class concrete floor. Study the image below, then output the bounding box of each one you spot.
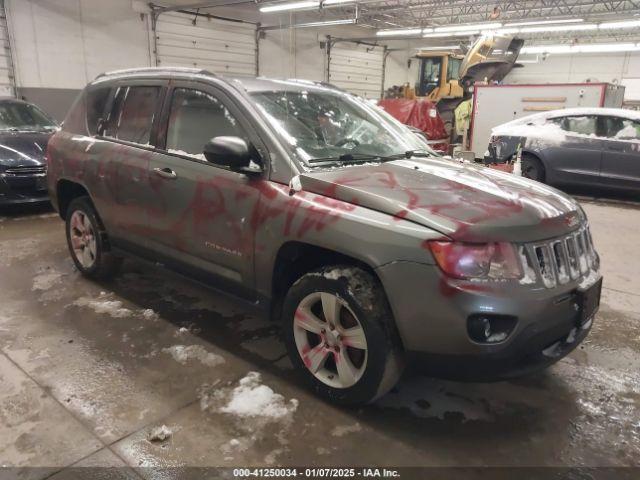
[0,197,639,478]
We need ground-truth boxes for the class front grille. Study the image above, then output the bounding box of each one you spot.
[520,226,598,288]
[4,166,46,176]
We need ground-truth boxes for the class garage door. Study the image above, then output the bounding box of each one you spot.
[328,42,384,99]
[0,1,15,97]
[155,12,257,76]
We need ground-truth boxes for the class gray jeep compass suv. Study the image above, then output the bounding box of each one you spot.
[47,67,602,405]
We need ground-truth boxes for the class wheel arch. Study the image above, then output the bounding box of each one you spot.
[520,149,549,181]
[270,241,381,306]
[56,179,91,220]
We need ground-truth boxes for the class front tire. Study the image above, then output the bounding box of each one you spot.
[282,265,404,405]
[65,197,121,279]
[521,154,545,182]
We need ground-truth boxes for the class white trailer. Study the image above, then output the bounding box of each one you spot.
[469,82,625,157]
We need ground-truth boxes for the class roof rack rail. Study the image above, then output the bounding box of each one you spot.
[95,66,216,80]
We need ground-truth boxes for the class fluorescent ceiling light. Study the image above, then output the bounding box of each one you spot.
[504,18,583,27]
[521,43,640,54]
[260,1,318,13]
[323,0,355,5]
[376,28,423,36]
[423,31,479,37]
[483,28,520,35]
[576,43,640,53]
[518,23,597,33]
[295,18,355,27]
[434,22,501,32]
[599,20,640,29]
[417,45,461,51]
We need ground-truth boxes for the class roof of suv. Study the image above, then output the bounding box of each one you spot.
[93,67,342,94]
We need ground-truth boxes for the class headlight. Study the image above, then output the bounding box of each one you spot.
[428,241,523,280]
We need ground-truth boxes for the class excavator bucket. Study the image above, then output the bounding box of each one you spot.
[459,36,524,87]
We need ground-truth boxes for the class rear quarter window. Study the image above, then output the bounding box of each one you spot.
[62,91,88,135]
[86,86,111,135]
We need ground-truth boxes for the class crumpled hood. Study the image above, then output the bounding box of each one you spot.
[0,131,52,168]
[297,158,583,243]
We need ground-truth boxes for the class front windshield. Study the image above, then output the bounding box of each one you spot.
[0,102,58,132]
[250,87,433,166]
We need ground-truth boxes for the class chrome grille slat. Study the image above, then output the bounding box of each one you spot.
[522,226,597,289]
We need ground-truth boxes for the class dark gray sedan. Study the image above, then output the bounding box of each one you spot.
[0,98,58,206]
[486,108,640,193]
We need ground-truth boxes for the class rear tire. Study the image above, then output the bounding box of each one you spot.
[65,197,122,280]
[282,265,404,405]
[521,154,545,182]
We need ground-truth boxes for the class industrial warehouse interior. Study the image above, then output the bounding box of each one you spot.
[0,0,639,478]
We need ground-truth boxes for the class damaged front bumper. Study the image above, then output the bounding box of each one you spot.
[376,261,600,381]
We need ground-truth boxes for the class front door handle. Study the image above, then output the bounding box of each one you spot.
[153,167,177,179]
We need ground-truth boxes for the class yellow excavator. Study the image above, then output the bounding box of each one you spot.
[388,35,524,136]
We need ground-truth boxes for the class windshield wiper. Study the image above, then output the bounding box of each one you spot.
[378,150,433,160]
[309,150,433,166]
[308,153,384,165]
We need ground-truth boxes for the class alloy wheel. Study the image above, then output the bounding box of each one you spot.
[293,292,368,389]
[69,210,97,268]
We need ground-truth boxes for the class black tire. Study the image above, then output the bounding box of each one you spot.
[521,154,545,182]
[65,196,122,279]
[282,265,404,405]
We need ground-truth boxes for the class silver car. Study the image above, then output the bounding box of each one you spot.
[48,68,602,405]
[487,107,640,193]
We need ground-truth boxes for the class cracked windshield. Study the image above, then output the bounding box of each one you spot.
[251,87,432,166]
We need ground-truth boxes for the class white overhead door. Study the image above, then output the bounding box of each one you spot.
[328,42,384,99]
[0,1,15,97]
[155,12,257,76]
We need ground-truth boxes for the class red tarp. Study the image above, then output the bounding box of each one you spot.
[378,98,449,152]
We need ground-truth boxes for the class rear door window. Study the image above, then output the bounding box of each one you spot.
[165,88,247,158]
[104,86,161,146]
[559,116,598,136]
[602,116,640,141]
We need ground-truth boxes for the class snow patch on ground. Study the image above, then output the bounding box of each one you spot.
[220,372,298,419]
[71,294,161,321]
[147,424,172,443]
[141,309,158,321]
[73,297,133,318]
[331,423,362,437]
[32,272,63,291]
[200,372,298,463]
[162,345,225,367]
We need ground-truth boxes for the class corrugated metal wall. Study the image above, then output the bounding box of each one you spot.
[0,0,15,97]
[328,42,384,99]
[155,11,257,76]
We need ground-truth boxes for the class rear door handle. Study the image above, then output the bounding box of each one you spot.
[153,167,177,179]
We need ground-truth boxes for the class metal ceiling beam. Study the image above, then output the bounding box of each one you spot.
[317,0,640,29]
[150,0,256,12]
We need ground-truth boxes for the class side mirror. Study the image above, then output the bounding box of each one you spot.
[203,136,262,173]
